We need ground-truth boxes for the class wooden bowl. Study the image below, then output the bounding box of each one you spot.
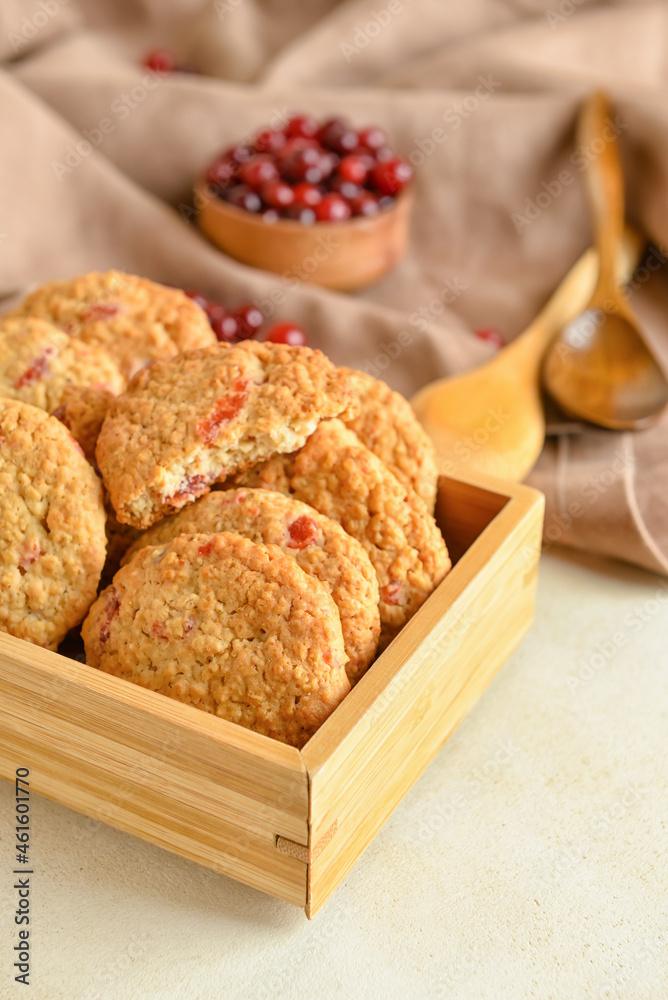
[195,182,414,291]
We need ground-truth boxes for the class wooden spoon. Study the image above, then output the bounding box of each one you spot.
[543,92,668,430]
[411,227,643,481]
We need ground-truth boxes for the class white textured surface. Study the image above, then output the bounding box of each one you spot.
[1,550,666,1000]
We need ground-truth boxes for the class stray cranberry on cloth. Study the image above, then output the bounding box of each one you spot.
[1,0,668,575]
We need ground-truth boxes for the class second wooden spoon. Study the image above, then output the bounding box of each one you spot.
[543,91,668,430]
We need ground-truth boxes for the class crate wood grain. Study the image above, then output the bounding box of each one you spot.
[0,643,309,906]
[0,471,544,916]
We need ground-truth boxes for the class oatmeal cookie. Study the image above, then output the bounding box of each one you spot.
[96,341,356,529]
[10,271,216,379]
[51,384,115,464]
[82,532,350,747]
[47,385,142,581]
[0,399,107,650]
[123,488,380,683]
[103,499,141,587]
[340,368,438,511]
[229,453,293,494]
[0,316,124,414]
[233,420,450,643]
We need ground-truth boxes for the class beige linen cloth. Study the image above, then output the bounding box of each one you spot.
[1,0,668,574]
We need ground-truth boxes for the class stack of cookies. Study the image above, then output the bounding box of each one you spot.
[0,271,450,748]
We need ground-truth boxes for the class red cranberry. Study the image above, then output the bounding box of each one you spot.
[350,149,377,171]
[315,193,352,222]
[261,180,295,208]
[205,300,226,323]
[279,146,322,182]
[328,177,361,200]
[357,126,387,151]
[378,195,396,211]
[337,154,369,185]
[286,514,317,548]
[285,115,319,139]
[292,182,322,207]
[317,119,358,154]
[351,193,380,217]
[318,151,339,180]
[224,144,253,165]
[233,304,264,339]
[371,157,413,195]
[303,164,327,184]
[184,289,209,310]
[277,137,319,161]
[254,129,286,154]
[474,327,506,348]
[224,185,262,213]
[143,48,177,73]
[283,206,316,225]
[374,146,394,163]
[266,322,308,346]
[240,156,279,188]
[262,210,280,224]
[205,156,237,189]
[212,314,241,342]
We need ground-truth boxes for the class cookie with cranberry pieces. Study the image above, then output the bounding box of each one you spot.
[51,383,115,464]
[0,316,124,413]
[96,341,356,529]
[0,399,107,650]
[233,419,450,644]
[123,488,380,683]
[82,532,350,748]
[9,271,215,379]
[339,368,439,512]
[47,384,142,581]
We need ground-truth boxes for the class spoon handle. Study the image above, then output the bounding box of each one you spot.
[510,224,643,365]
[577,91,626,299]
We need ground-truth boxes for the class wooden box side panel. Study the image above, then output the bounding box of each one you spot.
[303,484,544,916]
[0,637,309,907]
[435,476,509,564]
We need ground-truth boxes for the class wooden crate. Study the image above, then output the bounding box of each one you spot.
[0,471,544,916]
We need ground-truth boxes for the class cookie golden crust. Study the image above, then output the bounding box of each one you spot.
[96,341,357,529]
[48,385,141,580]
[0,399,107,650]
[83,532,350,748]
[233,420,451,644]
[10,271,216,379]
[51,384,115,464]
[0,316,124,413]
[340,368,439,512]
[123,488,380,684]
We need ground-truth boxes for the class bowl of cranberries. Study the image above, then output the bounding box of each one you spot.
[196,114,414,291]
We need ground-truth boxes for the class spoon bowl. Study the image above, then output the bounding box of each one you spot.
[544,306,668,429]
